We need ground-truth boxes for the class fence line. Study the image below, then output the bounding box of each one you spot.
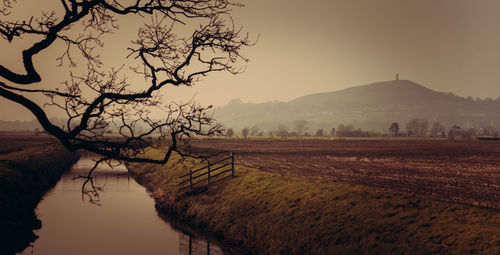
[179,153,235,191]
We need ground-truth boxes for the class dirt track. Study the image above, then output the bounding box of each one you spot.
[191,139,500,210]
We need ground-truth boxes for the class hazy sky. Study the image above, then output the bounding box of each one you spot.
[2,0,500,120]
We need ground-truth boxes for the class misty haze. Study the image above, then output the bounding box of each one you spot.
[1,1,500,255]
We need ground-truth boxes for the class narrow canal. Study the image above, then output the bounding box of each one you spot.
[19,157,224,255]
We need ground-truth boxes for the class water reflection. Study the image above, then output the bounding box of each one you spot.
[19,157,224,255]
[179,233,223,255]
[61,172,131,193]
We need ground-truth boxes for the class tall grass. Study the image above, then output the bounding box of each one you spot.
[129,149,500,254]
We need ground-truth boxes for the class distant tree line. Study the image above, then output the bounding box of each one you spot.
[395,118,497,139]
[224,117,499,140]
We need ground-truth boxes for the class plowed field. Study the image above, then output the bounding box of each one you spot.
[191,139,500,210]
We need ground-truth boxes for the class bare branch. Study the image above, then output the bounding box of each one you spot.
[0,0,15,16]
[0,0,251,168]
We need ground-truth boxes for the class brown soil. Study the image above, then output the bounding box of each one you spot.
[191,139,500,210]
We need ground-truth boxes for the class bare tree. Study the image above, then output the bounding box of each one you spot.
[0,0,252,165]
[430,122,445,137]
[250,125,260,137]
[293,120,308,136]
[267,130,274,138]
[241,127,249,140]
[448,125,461,140]
[406,119,429,137]
[276,124,289,138]
[226,128,234,138]
[329,128,336,137]
[388,122,399,136]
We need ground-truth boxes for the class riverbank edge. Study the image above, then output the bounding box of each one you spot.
[0,143,80,255]
[128,151,500,254]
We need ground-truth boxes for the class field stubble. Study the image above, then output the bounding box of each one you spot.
[191,139,500,210]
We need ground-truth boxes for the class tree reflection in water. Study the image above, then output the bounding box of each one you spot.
[61,157,227,255]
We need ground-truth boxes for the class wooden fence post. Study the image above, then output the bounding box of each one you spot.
[189,168,192,191]
[207,161,211,185]
[231,152,235,177]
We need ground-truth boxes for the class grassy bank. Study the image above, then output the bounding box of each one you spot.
[0,138,80,254]
[129,149,500,254]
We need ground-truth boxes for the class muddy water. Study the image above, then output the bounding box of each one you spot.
[19,157,223,255]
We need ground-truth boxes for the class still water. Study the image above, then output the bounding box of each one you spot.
[19,157,223,255]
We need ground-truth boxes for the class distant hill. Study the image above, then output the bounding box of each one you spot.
[214,80,500,132]
[2,80,499,134]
